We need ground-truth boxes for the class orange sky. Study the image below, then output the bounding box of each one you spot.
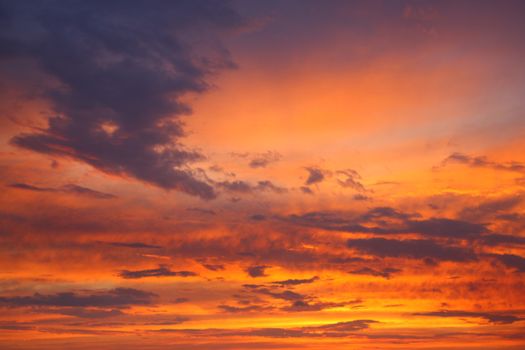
[1,1,525,349]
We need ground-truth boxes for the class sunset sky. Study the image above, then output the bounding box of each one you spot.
[1,1,525,349]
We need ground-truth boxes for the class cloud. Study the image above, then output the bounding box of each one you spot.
[152,319,377,338]
[215,180,286,194]
[405,218,487,238]
[441,153,525,173]
[119,265,197,279]
[415,310,523,324]
[248,151,282,168]
[353,194,370,201]
[237,319,377,337]
[186,207,216,215]
[172,298,190,304]
[56,307,124,319]
[336,169,366,191]
[256,181,287,194]
[271,276,319,286]
[61,184,117,199]
[246,265,270,278]
[480,234,525,247]
[8,183,116,199]
[242,285,305,301]
[241,284,352,312]
[218,305,272,313]
[0,288,156,308]
[287,207,488,239]
[300,186,314,194]
[282,300,347,312]
[200,263,225,271]
[492,254,525,272]
[347,238,476,262]
[304,167,327,185]
[348,267,401,279]
[458,195,523,221]
[107,242,162,249]
[2,1,247,199]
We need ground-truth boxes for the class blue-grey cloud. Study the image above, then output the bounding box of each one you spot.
[304,167,326,185]
[2,0,247,199]
[246,265,270,278]
[119,265,197,279]
[415,309,522,324]
[8,182,116,199]
[0,288,156,307]
[347,238,476,262]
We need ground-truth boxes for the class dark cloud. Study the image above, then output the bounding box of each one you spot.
[348,267,401,279]
[107,241,162,249]
[359,207,416,221]
[243,285,305,301]
[246,265,270,278]
[282,300,347,312]
[458,195,523,221]
[2,1,247,199]
[57,307,124,319]
[215,180,286,194]
[8,182,116,199]
[492,253,525,272]
[0,288,156,308]
[248,151,282,168]
[241,319,376,337]
[263,290,304,302]
[336,169,365,191]
[287,207,488,239]
[304,167,326,185]
[241,284,352,312]
[300,186,313,194]
[216,180,253,193]
[347,238,476,262]
[250,214,266,221]
[441,153,525,173]
[405,218,488,238]
[152,319,377,338]
[61,184,117,199]
[8,183,55,192]
[480,234,525,247]
[164,230,378,271]
[256,180,287,194]
[415,310,523,324]
[271,276,319,286]
[201,263,225,271]
[218,305,272,313]
[119,265,197,279]
[186,207,216,215]
[353,194,370,201]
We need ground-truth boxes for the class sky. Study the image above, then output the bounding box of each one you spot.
[1,0,525,349]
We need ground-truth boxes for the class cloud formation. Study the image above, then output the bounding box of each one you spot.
[441,153,525,173]
[336,169,366,191]
[8,183,116,199]
[415,310,522,324]
[347,238,476,263]
[119,265,197,279]
[2,0,246,199]
[246,265,270,278]
[0,288,156,308]
[304,167,327,185]
[248,151,282,168]
[287,207,488,239]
